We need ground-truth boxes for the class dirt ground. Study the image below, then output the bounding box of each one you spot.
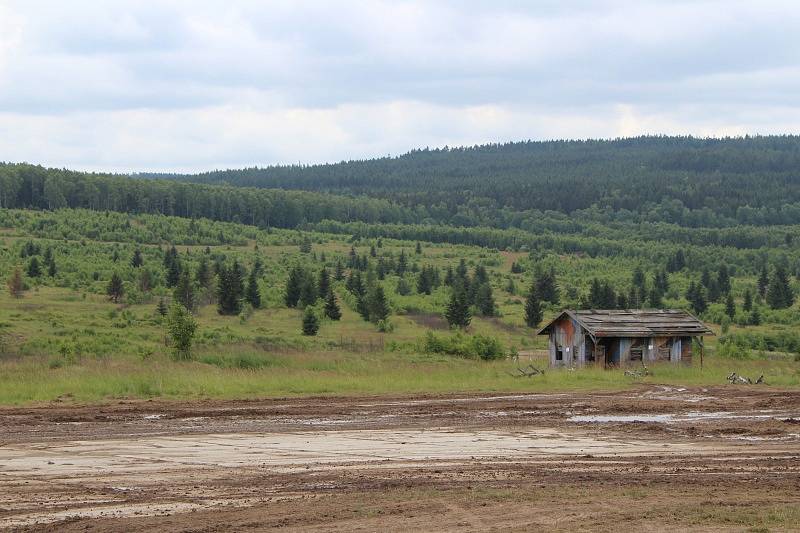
[1,386,799,532]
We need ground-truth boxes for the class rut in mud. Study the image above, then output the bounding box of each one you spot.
[1,386,799,532]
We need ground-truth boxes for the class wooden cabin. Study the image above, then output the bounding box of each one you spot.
[537,309,713,368]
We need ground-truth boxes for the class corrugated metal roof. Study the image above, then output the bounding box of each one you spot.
[537,309,714,338]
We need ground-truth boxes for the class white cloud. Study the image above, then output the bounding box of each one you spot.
[1,0,800,171]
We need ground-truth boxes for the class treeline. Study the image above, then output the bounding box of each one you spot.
[144,135,800,226]
[0,163,417,228]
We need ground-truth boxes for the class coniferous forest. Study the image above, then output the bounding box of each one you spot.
[1,135,800,403]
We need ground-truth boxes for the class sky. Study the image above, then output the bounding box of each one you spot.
[1,0,800,173]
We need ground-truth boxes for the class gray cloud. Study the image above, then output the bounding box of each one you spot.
[1,0,799,171]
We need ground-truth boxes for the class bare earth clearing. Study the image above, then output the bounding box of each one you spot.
[1,387,799,532]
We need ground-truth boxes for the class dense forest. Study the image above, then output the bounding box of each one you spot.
[140,135,800,227]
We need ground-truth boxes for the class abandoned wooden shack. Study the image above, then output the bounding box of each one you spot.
[537,309,714,368]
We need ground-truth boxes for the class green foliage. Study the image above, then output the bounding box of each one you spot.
[524,284,542,328]
[166,303,197,360]
[445,285,471,329]
[422,331,505,360]
[324,290,342,320]
[766,265,794,309]
[106,272,124,303]
[301,307,320,336]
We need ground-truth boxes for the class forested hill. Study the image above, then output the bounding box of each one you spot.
[139,136,800,219]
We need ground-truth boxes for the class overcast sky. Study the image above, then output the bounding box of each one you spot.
[1,0,799,173]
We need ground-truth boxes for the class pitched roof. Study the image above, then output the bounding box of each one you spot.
[537,309,714,338]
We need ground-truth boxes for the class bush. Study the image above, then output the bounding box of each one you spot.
[422,331,506,360]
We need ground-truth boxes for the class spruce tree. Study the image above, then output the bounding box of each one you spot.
[717,265,731,295]
[743,288,753,312]
[475,283,496,317]
[415,241,422,254]
[174,270,195,311]
[750,306,761,326]
[324,290,342,320]
[725,292,736,319]
[299,274,318,308]
[368,286,390,323]
[285,266,303,308]
[766,265,794,309]
[334,259,345,281]
[524,283,542,328]
[396,250,408,275]
[317,268,330,301]
[217,262,244,315]
[195,257,212,289]
[131,249,144,268]
[245,269,261,308]
[757,265,769,298]
[301,307,320,336]
[396,277,412,295]
[47,257,57,277]
[107,272,124,303]
[535,267,559,304]
[156,297,168,316]
[27,257,41,278]
[445,285,471,329]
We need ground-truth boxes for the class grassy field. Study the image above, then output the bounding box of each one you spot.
[1,209,800,405]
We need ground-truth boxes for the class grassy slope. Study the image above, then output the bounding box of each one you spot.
[0,210,799,405]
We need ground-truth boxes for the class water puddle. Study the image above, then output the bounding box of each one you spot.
[569,410,797,424]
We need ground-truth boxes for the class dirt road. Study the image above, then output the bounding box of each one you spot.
[1,386,799,531]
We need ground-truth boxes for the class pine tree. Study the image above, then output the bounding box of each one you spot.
[445,285,471,329]
[156,297,168,316]
[164,247,181,288]
[648,286,663,308]
[368,286,390,323]
[324,290,342,320]
[195,257,212,289]
[686,280,707,315]
[758,265,769,298]
[475,283,496,316]
[299,274,318,308]
[107,272,124,303]
[174,270,195,311]
[766,265,794,309]
[245,269,261,308]
[47,257,57,277]
[301,307,320,336]
[334,259,345,281]
[217,262,244,315]
[524,283,542,328]
[285,266,303,308]
[535,267,559,304]
[725,292,736,319]
[27,257,41,278]
[749,306,762,326]
[7,267,24,298]
[317,268,330,299]
[396,250,408,275]
[717,265,731,295]
[396,277,412,296]
[415,241,422,254]
[131,249,144,268]
[743,288,753,312]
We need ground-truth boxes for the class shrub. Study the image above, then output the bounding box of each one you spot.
[422,331,506,360]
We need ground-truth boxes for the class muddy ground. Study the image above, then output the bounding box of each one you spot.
[1,386,799,532]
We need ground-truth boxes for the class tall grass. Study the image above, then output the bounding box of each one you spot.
[0,351,797,405]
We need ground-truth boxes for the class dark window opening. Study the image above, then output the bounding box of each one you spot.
[556,347,564,361]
